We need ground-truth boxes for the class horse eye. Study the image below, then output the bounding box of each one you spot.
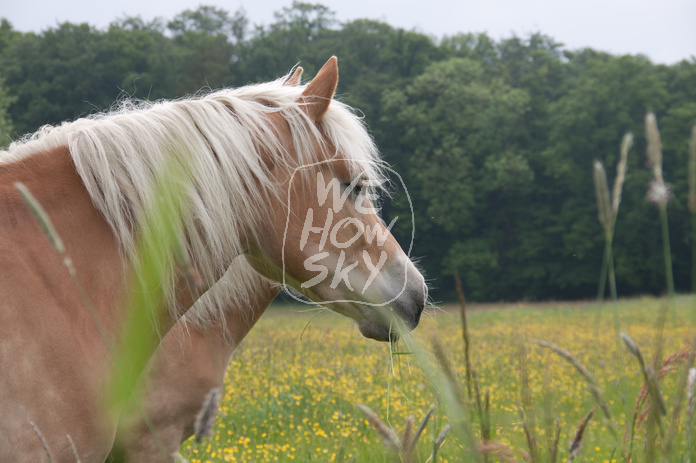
[344,182,364,196]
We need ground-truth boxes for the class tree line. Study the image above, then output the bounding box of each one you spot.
[1,2,695,302]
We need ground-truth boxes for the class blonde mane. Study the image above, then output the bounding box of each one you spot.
[2,72,386,325]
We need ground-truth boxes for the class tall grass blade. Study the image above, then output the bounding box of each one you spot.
[689,125,696,292]
[518,403,538,463]
[108,155,191,415]
[453,270,473,398]
[517,342,538,462]
[531,340,613,423]
[15,182,65,254]
[593,133,632,302]
[402,415,415,459]
[428,335,482,462]
[620,330,670,461]
[454,271,491,448]
[567,408,594,462]
[612,132,633,226]
[431,424,451,463]
[66,435,82,463]
[530,338,624,459]
[593,161,614,301]
[686,367,696,462]
[355,402,402,451]
[645,112,675,300]
[550,418,561,463]
[29,421,55,463]
[593,160,612,234]
[406,405,435,455]
[620,332,667,416]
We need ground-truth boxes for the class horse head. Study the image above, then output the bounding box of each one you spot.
[246,58,427,341]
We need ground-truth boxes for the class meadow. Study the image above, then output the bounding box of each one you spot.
[179,295,696,462]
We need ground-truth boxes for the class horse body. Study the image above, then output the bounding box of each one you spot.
[0,58,426,462]
[114,264,278,462]
[0,146,125,461]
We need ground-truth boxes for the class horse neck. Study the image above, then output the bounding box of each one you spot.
[198,279,279,382]
[221,280,279,344]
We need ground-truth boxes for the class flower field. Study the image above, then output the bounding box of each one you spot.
[181,296,696,462]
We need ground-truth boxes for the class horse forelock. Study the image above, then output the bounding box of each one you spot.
[1,71,387,325]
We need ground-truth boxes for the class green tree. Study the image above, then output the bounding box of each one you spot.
[0,20,18,145]
[0,23,113,135]
[102,17,176,100]
[0,76,14,146]
[656,59,696,292]
[542,51,670,296]
[167,6,241,93]
[382,58,531,300]
[233,2,337,83]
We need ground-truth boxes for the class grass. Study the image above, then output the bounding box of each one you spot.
[179,295,696,462]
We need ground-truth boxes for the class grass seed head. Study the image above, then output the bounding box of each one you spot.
[645,112,664,183]
[612,132,632,222]
[593,160,612,233]
[435,424,452,448]
[620,331,642,362]
[568,408,594,462]
[15,182,65,254]
[355,403,401,451]
[688,367,696,410]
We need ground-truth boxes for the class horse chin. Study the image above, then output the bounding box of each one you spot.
[356,319,399,343]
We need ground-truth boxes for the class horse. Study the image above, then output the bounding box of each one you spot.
[112,259,279,462]
[0,57,426,462]
[113,67,304,463]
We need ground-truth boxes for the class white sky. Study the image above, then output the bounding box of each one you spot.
[3,0,695,65]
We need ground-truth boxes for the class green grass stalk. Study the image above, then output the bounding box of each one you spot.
[686,367,696,462]
[530,339,625,460]
[593,160,613,301]
[453,270,473,398]
[689,126,696,293]
[108,156,191,412]
[593,133,632,302]
[454,270,492,450]
[645,112,675,300]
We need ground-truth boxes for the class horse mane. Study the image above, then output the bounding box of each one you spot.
[2,72,386,325]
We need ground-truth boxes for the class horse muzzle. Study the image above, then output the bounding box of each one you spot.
[356,282,427,342]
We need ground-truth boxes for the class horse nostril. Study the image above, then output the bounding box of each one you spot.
[411,302,423,328]
[393,297,424,331]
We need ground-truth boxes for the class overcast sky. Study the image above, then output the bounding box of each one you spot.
[4,0,695,65]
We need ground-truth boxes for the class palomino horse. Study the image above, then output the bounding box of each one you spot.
[114,67,303,463]
[0,57,426,462]
[112,259,279,462]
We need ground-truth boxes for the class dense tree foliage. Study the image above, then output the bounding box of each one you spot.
[1,3,694,301]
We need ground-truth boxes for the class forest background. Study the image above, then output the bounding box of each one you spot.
[1,2,695,302]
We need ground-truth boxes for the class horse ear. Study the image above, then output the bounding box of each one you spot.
[301,56,338,122]
[285,66,303,86]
